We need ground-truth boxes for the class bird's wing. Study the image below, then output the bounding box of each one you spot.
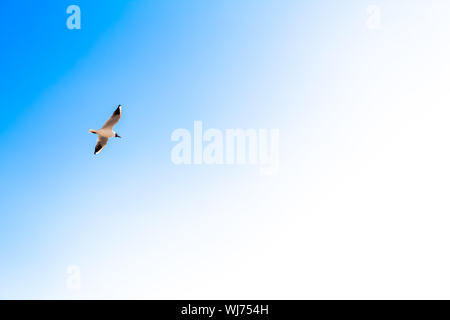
[94,136,109,155]
[101,105,122,129]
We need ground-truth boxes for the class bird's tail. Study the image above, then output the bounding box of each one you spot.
[89,129,98,134]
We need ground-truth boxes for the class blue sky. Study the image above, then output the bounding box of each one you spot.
[2,0,450,299]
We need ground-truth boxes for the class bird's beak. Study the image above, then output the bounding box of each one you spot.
[117,135,122,138]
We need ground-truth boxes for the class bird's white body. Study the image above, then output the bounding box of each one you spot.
[96,128,116,138]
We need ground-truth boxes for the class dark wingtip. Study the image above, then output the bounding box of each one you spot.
[113,105,121,116]
[94,145,102,154]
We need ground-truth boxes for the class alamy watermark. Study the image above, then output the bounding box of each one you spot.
[66,5,81,30]
[171,121,280,175]
[66,265,81,290]
[366,5,381,30]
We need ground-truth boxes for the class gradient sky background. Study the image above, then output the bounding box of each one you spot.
[1,0,450,299]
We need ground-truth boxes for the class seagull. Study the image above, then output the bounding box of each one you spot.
[89,105,122,155]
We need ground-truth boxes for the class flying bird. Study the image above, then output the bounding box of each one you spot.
[89,105,122,155]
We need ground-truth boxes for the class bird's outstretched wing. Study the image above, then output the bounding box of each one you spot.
[94,136,109,155]
[102,105,122,129]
